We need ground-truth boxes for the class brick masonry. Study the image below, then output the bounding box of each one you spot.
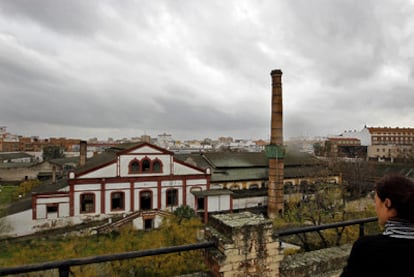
[205,212,283,277]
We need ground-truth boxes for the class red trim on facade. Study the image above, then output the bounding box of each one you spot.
[70,184,74,216]
[101,181,106,214]
[183,179,187,206]
[206,175,211,190]
[32,192,69,197]
[68,173,210,185]
[130,182,134,211]
[204,197,208,224]
[157,180,162,210]
[32,195,36,220]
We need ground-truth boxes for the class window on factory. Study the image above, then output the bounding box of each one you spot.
[140,190,152,210]
[142,157,151,172]
[166,189,178,207]
[129,159,140,173]
[129,157,164,174]
[80,193,95,213]
[152,159,163,172]
[47,204,58,214]
[111,191,125,211]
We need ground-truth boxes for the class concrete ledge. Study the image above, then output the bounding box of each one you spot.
[280,244,352,277]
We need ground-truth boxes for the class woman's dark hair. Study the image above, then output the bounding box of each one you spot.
[376,174,414,222]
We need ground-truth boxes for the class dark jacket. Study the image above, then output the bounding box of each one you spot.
[341,234,414,277]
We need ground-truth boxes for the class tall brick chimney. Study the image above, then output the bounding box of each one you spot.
[79,140,87,168]
[266,69,284,219]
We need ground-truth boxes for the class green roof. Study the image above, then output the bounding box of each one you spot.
[174,151,326,182]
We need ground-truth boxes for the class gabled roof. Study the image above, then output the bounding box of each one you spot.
[74,142,173,175]
[75,150,118,175]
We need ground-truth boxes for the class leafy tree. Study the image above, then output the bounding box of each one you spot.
[14,180,41,199]
[275,183,378,251]
[173,204,196,223]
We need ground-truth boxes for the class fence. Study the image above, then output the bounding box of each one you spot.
[0,217,378,277]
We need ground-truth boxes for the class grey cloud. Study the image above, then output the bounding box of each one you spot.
[0,1,413,140]
[279,0,414,86]
[0,0,106,36]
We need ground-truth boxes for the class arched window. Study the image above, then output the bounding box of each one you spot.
[166,189,178,207]
[111,191,125,211]
[80,193,95,213]
[142,157,151,172]
[129,159,140,173]
[152,159,163,172]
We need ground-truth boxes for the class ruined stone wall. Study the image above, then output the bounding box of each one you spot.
[203,211,351,277]
[280,244,352,277]
[205,212,283,277]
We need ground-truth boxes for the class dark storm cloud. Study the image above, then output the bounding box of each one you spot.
[0,1,413,140]
[0,0,105,35]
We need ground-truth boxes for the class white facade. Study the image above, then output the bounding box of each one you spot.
[3,143,211,236]
[340,127,371,146]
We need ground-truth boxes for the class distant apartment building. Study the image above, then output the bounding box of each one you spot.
[324,137,367,158]
[0,127,81,153]
[336,126,414,161]
[367,126,414,161]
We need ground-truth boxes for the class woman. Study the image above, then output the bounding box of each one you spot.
[341,174,414,277]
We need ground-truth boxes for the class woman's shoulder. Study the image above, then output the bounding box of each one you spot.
[353,234,414,254]
[355,234,413,244]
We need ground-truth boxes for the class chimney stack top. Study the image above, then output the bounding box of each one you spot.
[270,69,283,76]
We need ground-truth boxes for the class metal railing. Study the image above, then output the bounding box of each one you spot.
[275,217,378,238]
[0,241,216,277]
[0,217,378,276]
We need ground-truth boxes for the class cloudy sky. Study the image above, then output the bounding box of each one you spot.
[1,0,413,141]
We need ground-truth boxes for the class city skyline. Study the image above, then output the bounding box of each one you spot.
[1,1,414,141]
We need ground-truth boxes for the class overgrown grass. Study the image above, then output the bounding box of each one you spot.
[0,185,18,209]
[0,217,207,276]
